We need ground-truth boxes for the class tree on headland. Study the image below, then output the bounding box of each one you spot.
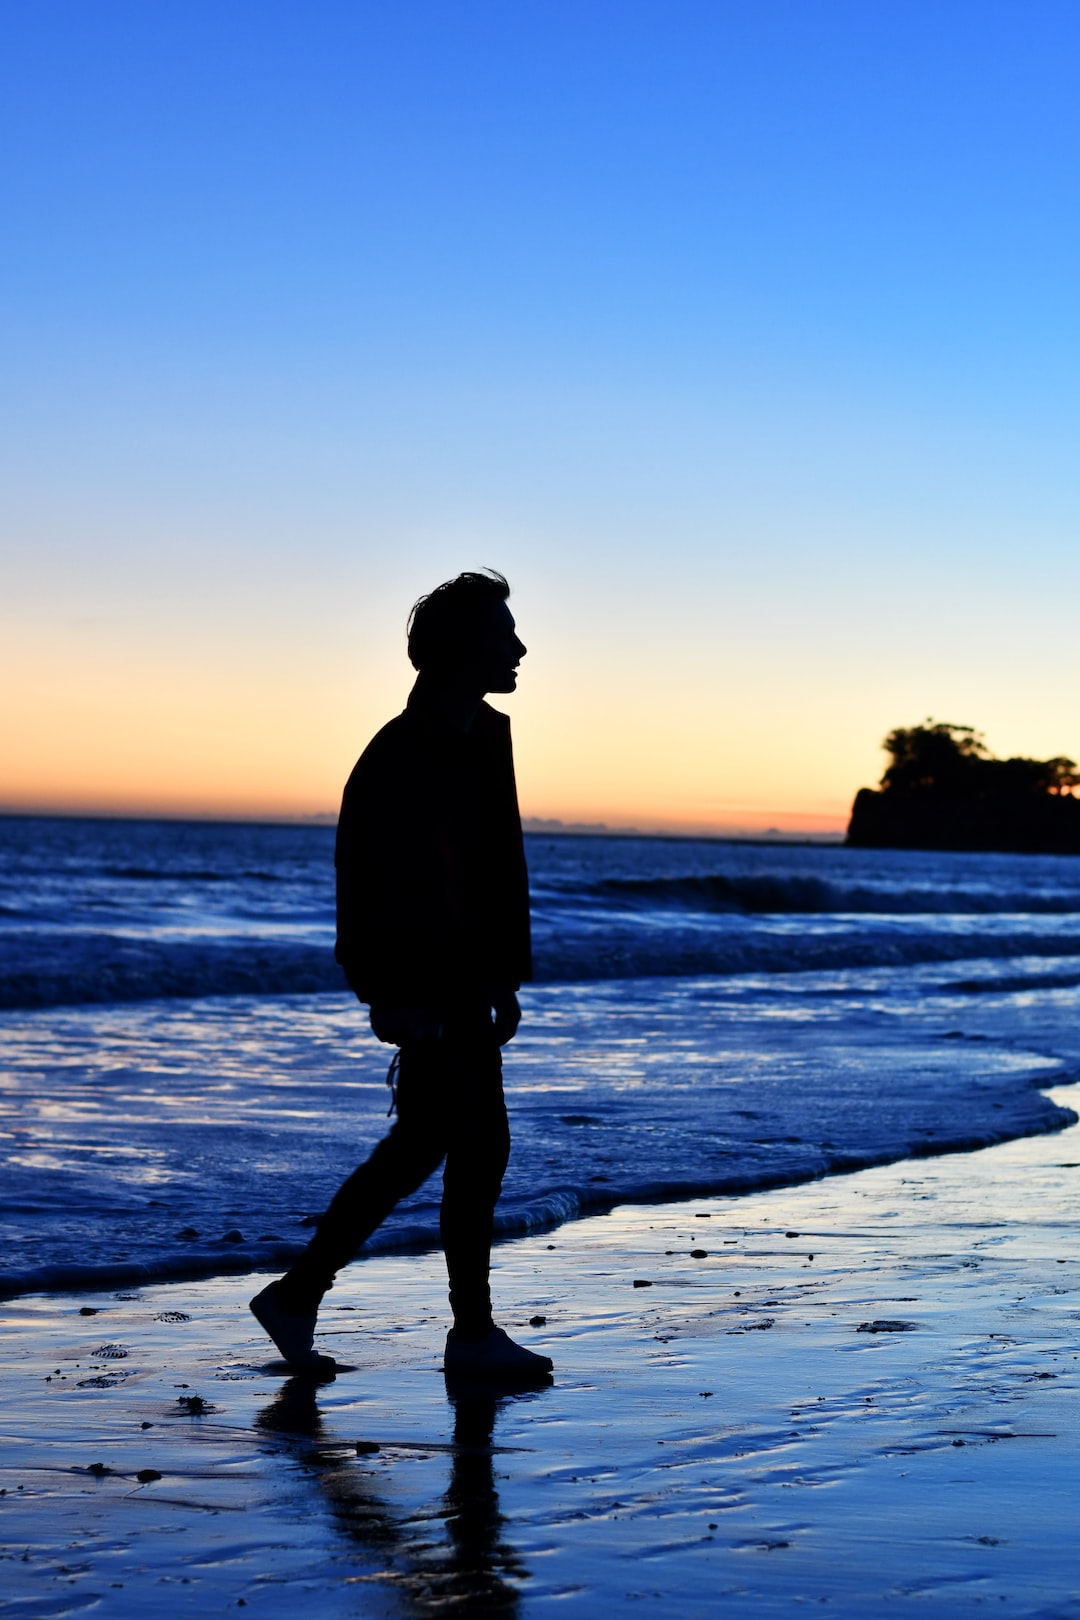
[879,721,988,795]
[847,720,1080,853]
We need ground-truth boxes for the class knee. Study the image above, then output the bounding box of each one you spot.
[472,1105,511,1178]
[328,1120,443,1204]
[444,1127,510,1204]
[491,1120,511,1180]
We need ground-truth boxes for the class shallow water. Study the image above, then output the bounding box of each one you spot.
[3,818,1080,1296]
[2,960,1077,1295]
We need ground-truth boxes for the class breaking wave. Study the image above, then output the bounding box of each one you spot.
[591,872,1080,915]
[7,923,1080,1010]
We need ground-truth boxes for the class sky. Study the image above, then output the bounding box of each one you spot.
[3,0,1080,834]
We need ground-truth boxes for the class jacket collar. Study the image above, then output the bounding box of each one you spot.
[405,675,503,739]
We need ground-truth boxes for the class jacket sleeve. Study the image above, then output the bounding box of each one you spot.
[333,731,420,1008]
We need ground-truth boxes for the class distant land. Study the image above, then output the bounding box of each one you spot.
[847,722,1080,854]
[0,809,836,842]
[521,817,843,844]
[522,816,637,836]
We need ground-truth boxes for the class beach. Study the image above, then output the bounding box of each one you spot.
[3,821,1080,1613]
[3,1093,1080,1617]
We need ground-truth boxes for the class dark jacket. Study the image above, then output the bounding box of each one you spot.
[334,679,532,1008]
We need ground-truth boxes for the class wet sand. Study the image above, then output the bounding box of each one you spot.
[3,1083,1079,1618]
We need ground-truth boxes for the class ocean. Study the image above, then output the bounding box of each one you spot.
[2,815,1079,1297]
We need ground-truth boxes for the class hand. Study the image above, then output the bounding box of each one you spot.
[492,992,521,1046]
[369,1006,443,1045]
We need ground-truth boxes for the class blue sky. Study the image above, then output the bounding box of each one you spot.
[4,1,1079,826]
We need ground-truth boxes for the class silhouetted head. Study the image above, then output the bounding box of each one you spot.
[407,570,526,694]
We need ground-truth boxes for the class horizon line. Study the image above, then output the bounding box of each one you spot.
[0,804,848,842]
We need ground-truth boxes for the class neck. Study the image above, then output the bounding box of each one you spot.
[415,673,485,732]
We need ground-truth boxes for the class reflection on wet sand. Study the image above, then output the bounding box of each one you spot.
[256,1373,544,1613]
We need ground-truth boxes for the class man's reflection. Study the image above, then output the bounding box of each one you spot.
[256,1372,543,1614]
[440,1373,531,1610]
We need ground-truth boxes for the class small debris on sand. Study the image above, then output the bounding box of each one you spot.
[176,1394,211,1414]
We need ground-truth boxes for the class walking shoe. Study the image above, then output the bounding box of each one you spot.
[250,1281,336,1376]
[444,1326,553,1380]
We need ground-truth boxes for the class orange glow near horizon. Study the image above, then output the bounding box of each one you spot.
[0,623,860,835]
[4,549,1074,840]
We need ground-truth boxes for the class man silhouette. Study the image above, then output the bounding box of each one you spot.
[251,571,552,1379]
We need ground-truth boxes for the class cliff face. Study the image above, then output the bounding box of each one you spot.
[846,723,1080,854]
[847,783,1080,853]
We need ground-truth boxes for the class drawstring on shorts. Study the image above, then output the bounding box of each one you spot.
[385,1048,401,1116]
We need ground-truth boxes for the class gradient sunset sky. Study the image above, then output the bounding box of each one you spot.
[4,1,1079,833]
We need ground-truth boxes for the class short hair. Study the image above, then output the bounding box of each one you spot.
[406,569,510,673]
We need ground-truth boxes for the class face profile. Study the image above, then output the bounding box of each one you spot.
[469,601,527,696]
[404,568,524,699]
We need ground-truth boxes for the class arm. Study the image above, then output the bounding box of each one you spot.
[491,991,521,1045]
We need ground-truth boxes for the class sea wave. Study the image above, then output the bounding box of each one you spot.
[8,923,1080,1009]
[0,934,347,1010]
[535,927,1080,983]
[591,872,1080,915]
[101,866,289,883]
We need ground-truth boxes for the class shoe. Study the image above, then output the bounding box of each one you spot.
[444,1326,553,1380]
[250,1281,336,1376]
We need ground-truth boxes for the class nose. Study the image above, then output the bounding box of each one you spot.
[514,635,527,661]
